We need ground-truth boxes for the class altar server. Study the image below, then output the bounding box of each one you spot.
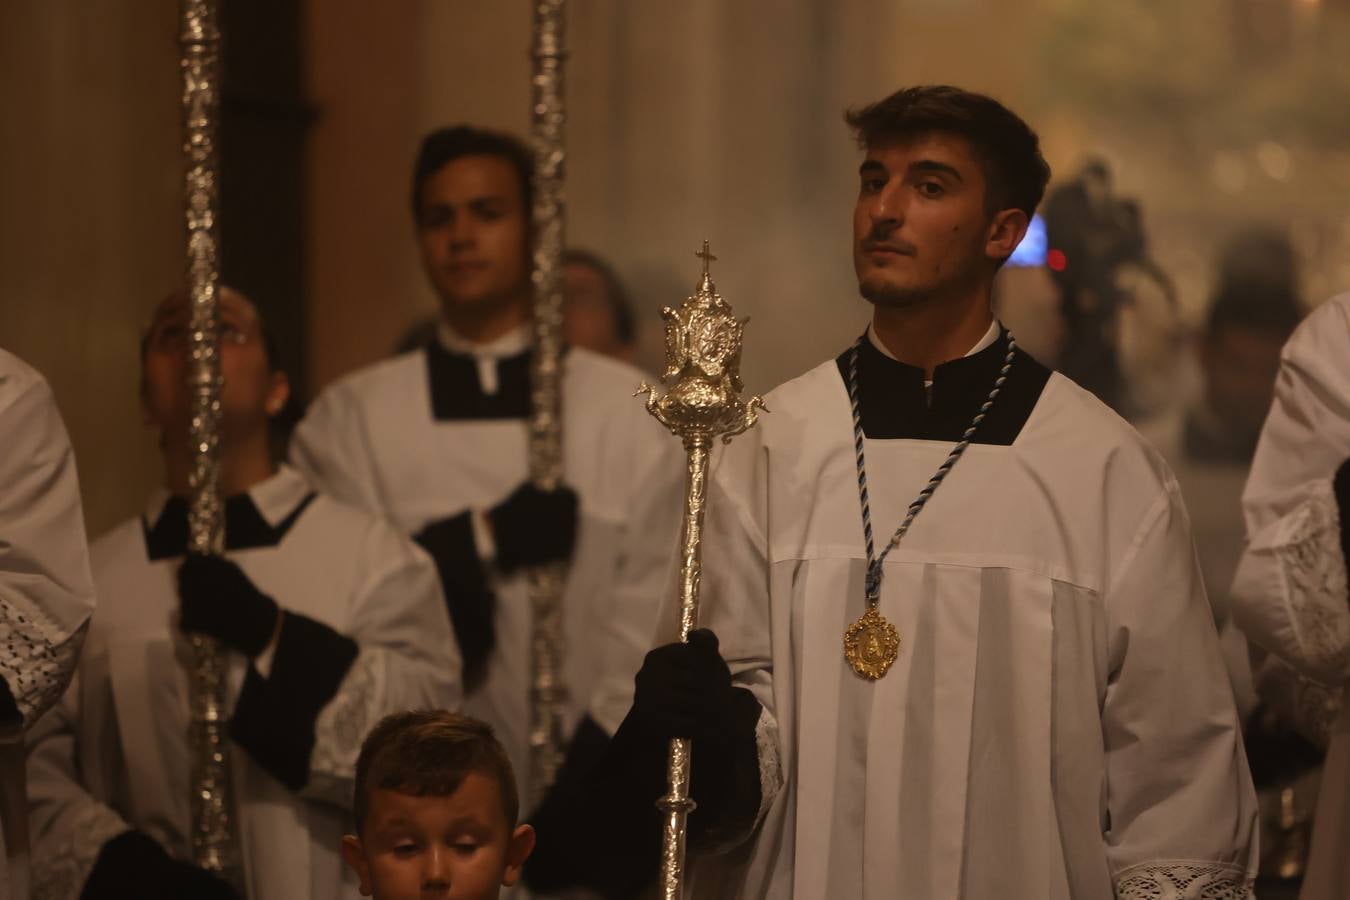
[614,85,1259,899]
[291,126,681,811]
[26,291,460,899]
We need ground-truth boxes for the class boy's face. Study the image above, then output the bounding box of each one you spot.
[342,772,535,900]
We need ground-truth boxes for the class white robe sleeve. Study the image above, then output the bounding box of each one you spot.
[289,382,388,514]
[299,524,462,808]
[680,438,783,848]
[1232,296,1350,687]
[1102,482,1259,898]
[25,675,132,900]
[582,435,685,737]
[0,356,94,736]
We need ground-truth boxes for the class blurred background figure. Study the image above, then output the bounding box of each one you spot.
[1139,227,1310,899]
[1042,157,1177,414]
[562,249,637,363]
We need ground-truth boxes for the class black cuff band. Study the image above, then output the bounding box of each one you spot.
[1333,459,1350,576]
[524,716,663,898]
[415,511,496,688]
[0,676,19,728]
[688,687,764,851]
[81,829,153,900]
[229,611,359,791]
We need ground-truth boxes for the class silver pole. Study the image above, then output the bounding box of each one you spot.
[180,0,242,884]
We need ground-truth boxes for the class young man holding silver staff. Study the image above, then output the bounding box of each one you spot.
[606,85,1259,898]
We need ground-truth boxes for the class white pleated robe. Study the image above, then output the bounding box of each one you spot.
[291,341,683,805]
[1230,293,1350,900]
[687,337,1258,899]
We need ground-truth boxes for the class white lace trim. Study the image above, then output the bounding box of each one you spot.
[1113,859,1253,899]
[1276,479,1350,681]
[0,603,85,729]
[30,802,129,900]
[1294,672,1345,749]
[303,647,386,809]
[753,706,782,832]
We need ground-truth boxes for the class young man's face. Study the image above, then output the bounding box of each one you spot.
[342,773,535,900]
[852,131,1025,309]
[416,155,531,316]
[141,288,289,441]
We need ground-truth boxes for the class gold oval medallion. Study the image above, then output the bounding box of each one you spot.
[843,606,900,680]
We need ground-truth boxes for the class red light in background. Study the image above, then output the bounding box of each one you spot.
[1047,249,1067,272]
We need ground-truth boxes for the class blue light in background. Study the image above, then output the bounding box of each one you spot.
[1006,213,1047,268]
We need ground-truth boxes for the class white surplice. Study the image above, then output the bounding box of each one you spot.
[1230,292,1350,900]
[291,336,683,806]
[0,350,95,900]
[25,466,460,900]
[688,331,1258,899]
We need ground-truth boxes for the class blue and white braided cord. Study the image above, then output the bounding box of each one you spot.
[848,332,1017,603]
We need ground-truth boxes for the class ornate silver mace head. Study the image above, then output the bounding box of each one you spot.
[638,241,766,445]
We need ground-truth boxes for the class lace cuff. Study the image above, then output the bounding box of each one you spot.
[1113,860,1253,899]
[30,802,130,900]
[1275,478,1350,681]
[0,603,85,731]
[303,648,387,809]
[752,706,783,833]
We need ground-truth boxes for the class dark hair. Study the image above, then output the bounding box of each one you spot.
[845,85,1052,219]
[1205,282,1302,342]
[139,291,299,459]
[353,710,519,833]
[411,126,534,224]
[563,249,636,345]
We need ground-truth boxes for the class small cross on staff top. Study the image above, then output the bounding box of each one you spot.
[695,240,717,276]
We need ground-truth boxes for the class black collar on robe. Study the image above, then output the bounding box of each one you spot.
[424,339,536,421]
[143,491,317,561]
[835,329,1051,444]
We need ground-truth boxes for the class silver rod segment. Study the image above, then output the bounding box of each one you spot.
[527,0,570,804]
[180,0,241,882]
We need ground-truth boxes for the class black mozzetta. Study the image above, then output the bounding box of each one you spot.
[836,329,1050,445]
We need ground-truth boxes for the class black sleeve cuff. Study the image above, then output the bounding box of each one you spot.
[81,829,239,900]
[1333,459,1350,574]
[523,716,662,897]
[687,687,764,851]
[523,691,764,897]
[0,676,19,728]
[414,511,496,689]
[81,830,159,900]
[229,611,359,791]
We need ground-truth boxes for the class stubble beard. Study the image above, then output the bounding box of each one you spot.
[858,274,935,310]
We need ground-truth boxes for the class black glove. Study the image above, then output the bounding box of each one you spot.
[1334,459,1350,570]
[624,628,764,852]
[631,629,739,743]
[81,830,240,900]
[487,482,579,573]
[177,554,280,658]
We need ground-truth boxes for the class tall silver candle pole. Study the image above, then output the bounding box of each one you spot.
[526,0,570,804]
[638,242,765,899]
[180,0,241,883]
